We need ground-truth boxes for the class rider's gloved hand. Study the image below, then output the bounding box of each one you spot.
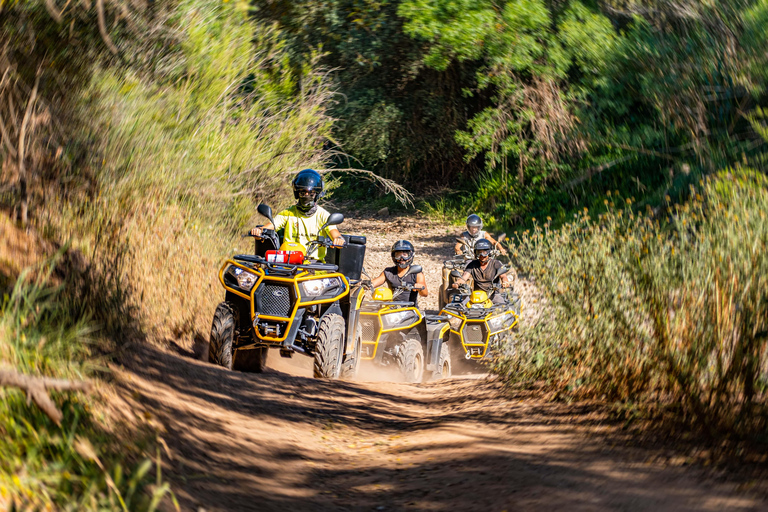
[250,227,263,237]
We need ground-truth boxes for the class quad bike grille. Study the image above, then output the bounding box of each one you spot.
[360,316,381,342]
[462,323,487,344]
[260,283,293,317]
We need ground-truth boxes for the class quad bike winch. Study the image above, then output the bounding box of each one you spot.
[208,204,367,379]
[358,265,452,382]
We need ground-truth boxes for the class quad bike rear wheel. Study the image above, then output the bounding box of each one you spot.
[340,322,362,380]
[428,342,451,381]
[314,313,345,379]
[234,347,268,373]
[209,302,236,370]
[397,339,424,383]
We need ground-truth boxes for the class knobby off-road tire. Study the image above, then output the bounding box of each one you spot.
[397,339,424,383]
[209,302,236,370]
[314,313,345,379]
[340,322,362,380]
[428,342,451,381]
[233,347,268,373]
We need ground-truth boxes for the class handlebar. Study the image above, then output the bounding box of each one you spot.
[233,254,339,272]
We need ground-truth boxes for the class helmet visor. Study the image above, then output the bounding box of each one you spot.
[393,250,411,261]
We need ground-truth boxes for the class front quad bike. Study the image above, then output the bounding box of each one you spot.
[208,204,367,379]
[440,279,522,369]
[358,265,452,382]
[438,233,507,310]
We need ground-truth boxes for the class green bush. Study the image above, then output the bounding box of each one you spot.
[499,168,768,433]
[0,265,172,510]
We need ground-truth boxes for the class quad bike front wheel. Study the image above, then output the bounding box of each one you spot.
[209,302,236,370]
[397,339,424,383]
[314,313,345,379]
[234,347,268,373]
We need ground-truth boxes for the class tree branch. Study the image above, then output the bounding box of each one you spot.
[97,0,119,55]
[0,369,92,426]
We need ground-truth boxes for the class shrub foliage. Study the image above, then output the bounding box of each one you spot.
[501,168,768,433]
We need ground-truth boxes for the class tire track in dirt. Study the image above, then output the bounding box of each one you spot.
[114,212,762,511]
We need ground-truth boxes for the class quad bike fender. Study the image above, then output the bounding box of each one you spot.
[425,322,450,371]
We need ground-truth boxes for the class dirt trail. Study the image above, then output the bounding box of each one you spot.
[114,213,763,511]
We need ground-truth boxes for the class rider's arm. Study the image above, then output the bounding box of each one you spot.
[454,240,464,255]
[249,222,274,236]
[485,233,508,255]
[328,227,345,246]
[415,272,428,297]
[370,271,387,288]
[452,270,472,288]
[499,272,510,287]
[249,212,286,236]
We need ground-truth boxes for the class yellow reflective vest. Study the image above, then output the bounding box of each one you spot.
[273,205,338,261]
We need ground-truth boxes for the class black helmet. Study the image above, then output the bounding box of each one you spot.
[391,240,415,269]
[466,214,483,230]
[292,169,325,213]
[474,238,493,260]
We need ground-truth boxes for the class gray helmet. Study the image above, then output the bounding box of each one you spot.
[474,238,493,260]
[466,214,483,230]
[391,240,415,269]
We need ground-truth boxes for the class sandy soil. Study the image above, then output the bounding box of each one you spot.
[111,212,763,511]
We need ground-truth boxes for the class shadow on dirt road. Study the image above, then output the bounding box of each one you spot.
[113,344,761,512]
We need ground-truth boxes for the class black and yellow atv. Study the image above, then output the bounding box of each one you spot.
[358,265,452,382]
[208,204,367,379]
[440,278,521,365]
[438,234,506,310]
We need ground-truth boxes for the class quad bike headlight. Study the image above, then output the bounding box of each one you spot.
[447,315,463,331]
[301,277,343,298]
[225,265,258,291]
[382,310,419,329]
[486,315,505,332]
[486,313,513,332]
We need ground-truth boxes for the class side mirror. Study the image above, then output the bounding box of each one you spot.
[497,233,507,243]
[405,264,422,276]
[257,204,275,226]
[450,269,462,278]
[496,266,510,278]
[455,237,468,245]
[320,212,345,232]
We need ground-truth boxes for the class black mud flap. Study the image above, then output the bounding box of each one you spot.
[426,338,441,371]
[281,308,305,349]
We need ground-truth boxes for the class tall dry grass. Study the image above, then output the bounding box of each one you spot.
[499,167,768,434]
[43,0,336,339]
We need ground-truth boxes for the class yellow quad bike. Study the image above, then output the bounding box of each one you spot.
[438,233,506,310]
[357,265,453,382]
[208,204,367,379]
[439,268,522,367]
